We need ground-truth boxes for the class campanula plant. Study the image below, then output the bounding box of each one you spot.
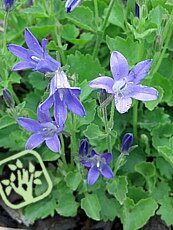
[1,0,173,229]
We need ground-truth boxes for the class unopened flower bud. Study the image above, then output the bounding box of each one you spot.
[121,133,133,155]
[3,88,15,108]
[3,0,14,12]
[65,0,81,13]
[79,139,89,157]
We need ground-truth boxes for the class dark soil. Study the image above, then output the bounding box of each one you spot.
[0,205,171,230]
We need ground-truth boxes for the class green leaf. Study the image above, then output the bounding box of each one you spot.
[106,36,140,66]
[22,6,48,18]
[166,0,173,5]
[28,72,48,91]
[107,0,125,29]
[139,107,170,131]
[29,162,35,173]
[76,99,97,128]
[16,159,23,169]
[34,179,42,185]
[149,5,168,27]
[135,162,156,192]
[79,80,93,101]
[158,137,173,169]
[66,6,96,31]
[144,86,163,111]
[1,179,10,186]
[5,186,12,196]
[65,171,82,191]
[56,192,79,217]
[24,197,57,222]
[157,196,173,226]
[67,51,104,83]
[81,194,101,221]
[128,186,149,203]
[83,123,106,140]
[97,190,120,221]
[0,116,16,130]
[61,24,79,42]
[106,176,128,205]
[151,123,173,149]
[152,181,170,202]
[122,197,158,230]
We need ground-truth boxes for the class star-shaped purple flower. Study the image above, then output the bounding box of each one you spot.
[17,106,63,152]
[65,0,81,13]
[8,28,60,73]
[40,70,86,126]
[89,51,158,113]
[79,140,113,185]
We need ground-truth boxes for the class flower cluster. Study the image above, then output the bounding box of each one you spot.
[9,28,85,153]
[7,26,157,184]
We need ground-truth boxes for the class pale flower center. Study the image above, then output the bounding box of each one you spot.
[112,78,127,97]
[31,55,41,63]
[39,122,57,139]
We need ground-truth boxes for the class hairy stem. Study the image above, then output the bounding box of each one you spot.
[3,12,9,53]
[93,0,115,58]
[133,101,138,141]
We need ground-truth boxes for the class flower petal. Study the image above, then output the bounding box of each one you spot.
[87,166,100,185]
[40,95,53,111]
[54,91,67,125]
[69,87,81,96]
[37,106,52,123]
[35,57,60,73]
[89,76,114,94]
[17,118,40,132]
[24,28,42,55]
[65,89,86,117]
[25,133,44,149]
[130,85,158,101]
[101,152,112,164]
[115,96,132,113]
[100,164,113,179]
[90,149,97,157]
[80,160,91,168]
[110,51,129,80]
[46,134,60,152]
[8,44,32,60]
[12,61,35,71]
[128,60,152,84]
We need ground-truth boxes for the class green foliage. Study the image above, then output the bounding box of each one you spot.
[81,194,101,221]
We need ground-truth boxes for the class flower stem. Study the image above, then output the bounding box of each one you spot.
[133,101,138,141]
[92,0,115,58]
[150,9,173,76]
[102,106,112,153]
[94,0,99,28]
[59,133,67,165]
[3,12,9,53]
